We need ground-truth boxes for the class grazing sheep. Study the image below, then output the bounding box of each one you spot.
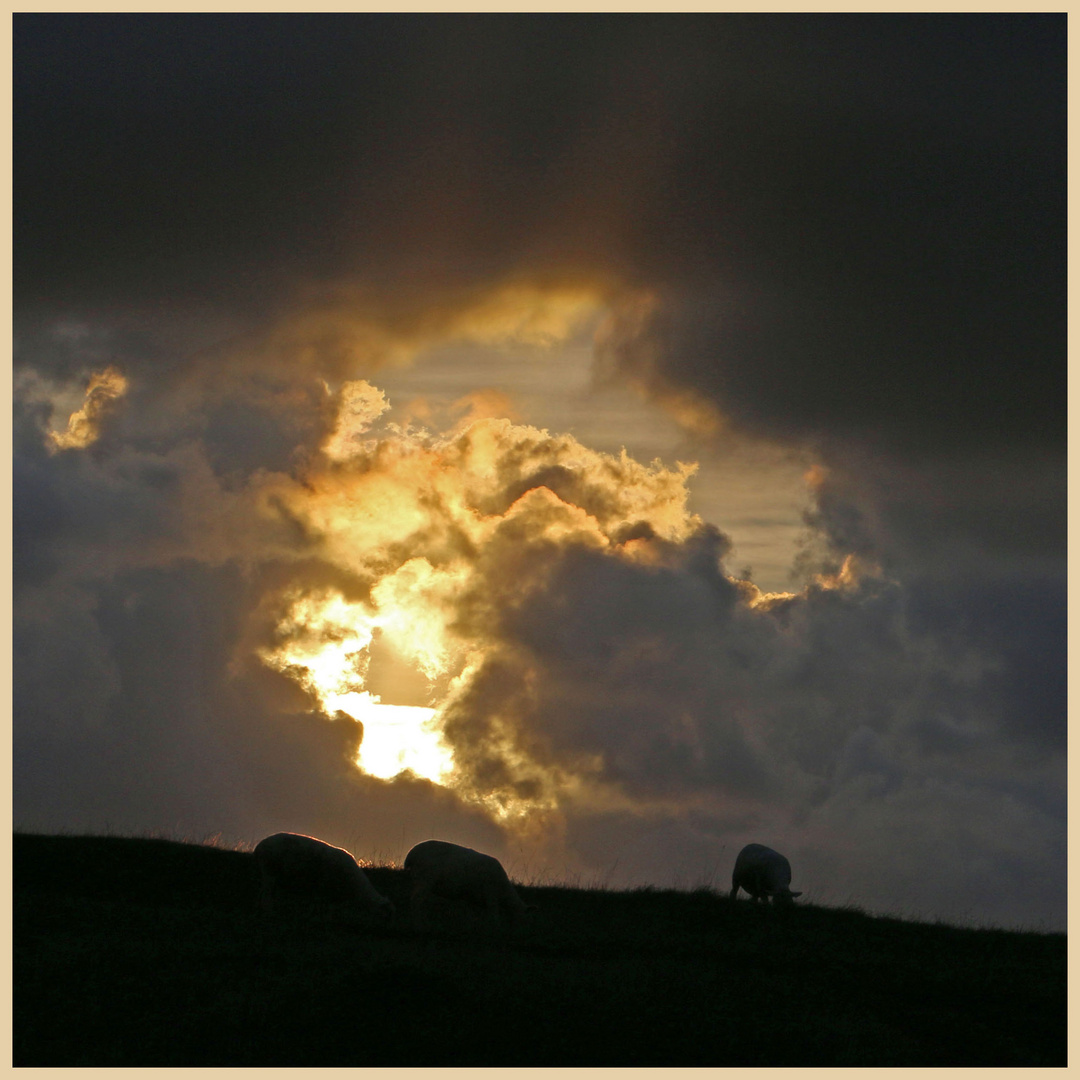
[730,843,802,906]
[254,832,394,921]
[404,839,535,928]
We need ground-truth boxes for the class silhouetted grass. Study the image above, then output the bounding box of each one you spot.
[13,832,1065,1066]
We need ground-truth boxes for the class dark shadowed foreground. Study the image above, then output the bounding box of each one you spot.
[14,833,1065,1067]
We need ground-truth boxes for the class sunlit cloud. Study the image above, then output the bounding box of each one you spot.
[47,366,128,452]
[320,380,390,462]
[239,280,608,389]
[244,368,931,840]
[251,376,718,818]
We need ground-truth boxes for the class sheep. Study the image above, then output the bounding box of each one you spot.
[404,839,535,929]
[730,843,802,906]
[253,832,394,921]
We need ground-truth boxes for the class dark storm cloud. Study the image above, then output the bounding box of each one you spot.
[440,525,772,804]
[435,510,1026,810]
[426,509,1065,926]
[16,14,1064,456]
[14,11,1065,590]
[13,15,1066,929]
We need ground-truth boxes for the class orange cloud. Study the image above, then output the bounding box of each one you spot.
[48,366,128,452]
[250,382,708,821]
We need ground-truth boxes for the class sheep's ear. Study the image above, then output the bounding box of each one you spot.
[790,891,802,898]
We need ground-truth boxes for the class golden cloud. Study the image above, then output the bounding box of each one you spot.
[48,366,128,452]
[251,381,708,820]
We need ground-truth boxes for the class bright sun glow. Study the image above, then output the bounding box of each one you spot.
[325,692,453,782]
[259,588,456,784]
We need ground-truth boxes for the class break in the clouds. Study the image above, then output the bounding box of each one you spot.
[13,15,1065,930]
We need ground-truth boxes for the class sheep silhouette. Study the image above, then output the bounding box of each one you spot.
[730,843,802,906]
[404,839,535,929]
[254,832,394,921]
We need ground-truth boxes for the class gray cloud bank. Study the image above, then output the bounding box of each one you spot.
[14,15,1065,929]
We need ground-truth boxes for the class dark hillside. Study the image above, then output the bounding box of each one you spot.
[13,832,1066,1067]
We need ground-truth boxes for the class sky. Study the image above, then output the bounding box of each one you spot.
[13,14,1066,929]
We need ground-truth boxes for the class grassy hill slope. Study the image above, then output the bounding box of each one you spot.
[13,832,1066,1067]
